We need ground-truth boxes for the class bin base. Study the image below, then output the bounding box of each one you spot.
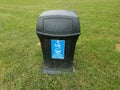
[42,66,74,74]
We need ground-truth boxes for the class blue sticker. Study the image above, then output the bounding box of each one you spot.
[51,40,65,59]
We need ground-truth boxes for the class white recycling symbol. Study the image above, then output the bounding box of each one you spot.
[54,40,61,54]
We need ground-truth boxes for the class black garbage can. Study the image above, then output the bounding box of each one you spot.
[36,10,80,74]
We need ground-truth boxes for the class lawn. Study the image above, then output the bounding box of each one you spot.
[0,0,120,90]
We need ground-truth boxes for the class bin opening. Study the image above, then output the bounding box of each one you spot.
[44,19,73,34]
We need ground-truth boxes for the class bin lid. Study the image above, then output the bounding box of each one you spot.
[36,10,80,37]
[40,10,78,17]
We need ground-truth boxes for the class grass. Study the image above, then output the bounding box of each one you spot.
[0,0,120,89]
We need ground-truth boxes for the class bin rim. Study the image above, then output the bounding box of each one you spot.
[36,31,80,37]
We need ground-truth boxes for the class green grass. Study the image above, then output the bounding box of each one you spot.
[0,0,120,89]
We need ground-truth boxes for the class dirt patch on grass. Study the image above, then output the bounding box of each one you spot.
[116,44,120,52]
[37,42,40,46]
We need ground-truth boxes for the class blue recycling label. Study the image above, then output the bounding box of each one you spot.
[51,40,65,59]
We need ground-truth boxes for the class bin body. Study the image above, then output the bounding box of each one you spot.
[36,10,80,74]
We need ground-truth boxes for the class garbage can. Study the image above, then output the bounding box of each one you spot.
[36,10,80,74]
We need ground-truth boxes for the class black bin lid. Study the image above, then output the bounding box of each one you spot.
[36,10,80,37]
